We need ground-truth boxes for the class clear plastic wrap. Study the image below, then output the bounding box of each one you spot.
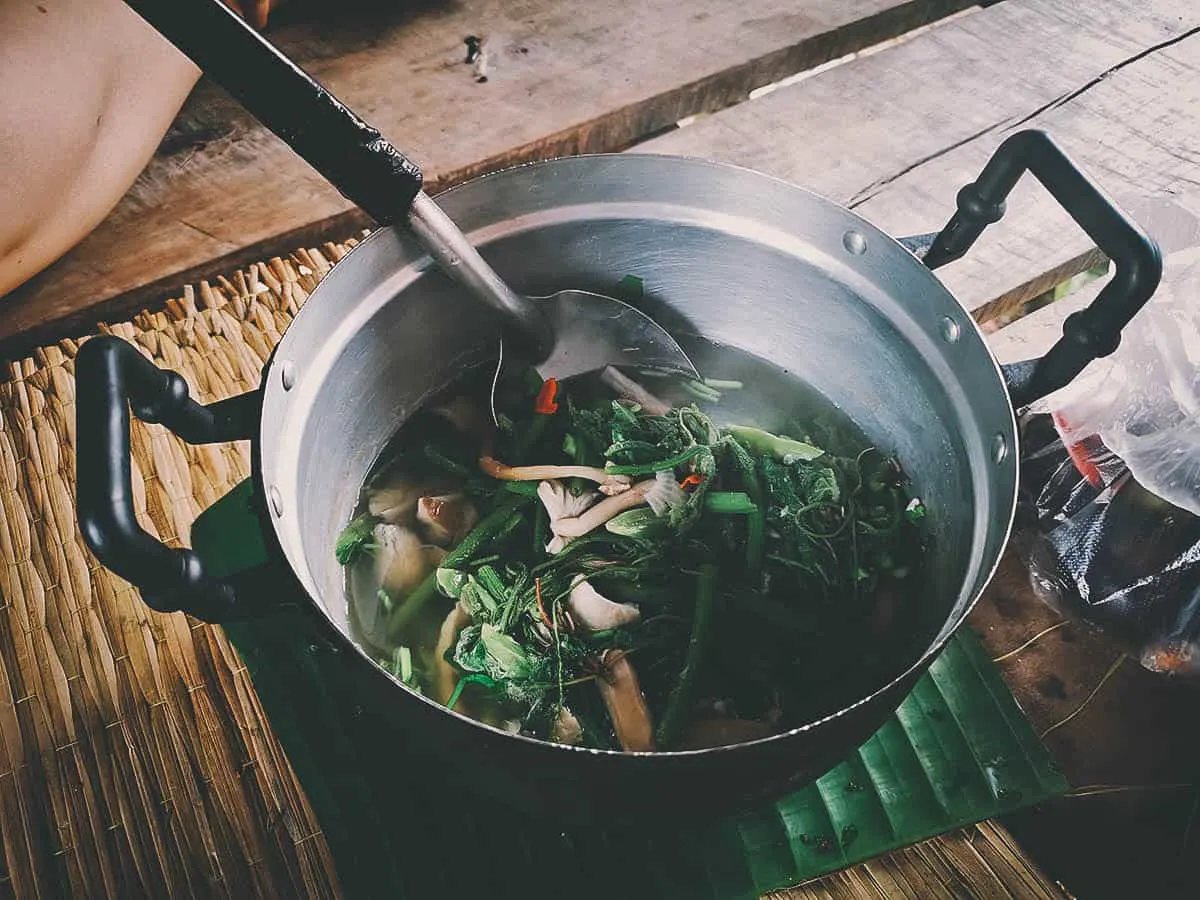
[1014,197,1200,675]
[1032,201,1200,517]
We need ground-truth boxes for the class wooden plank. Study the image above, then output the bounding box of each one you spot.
[644,0,1200,322]
[988,274,1106,365]
[989,192,1200,364]
[0,0,976,356]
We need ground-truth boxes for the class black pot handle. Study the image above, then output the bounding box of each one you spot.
[75,335,263,620]
[122,0,422,225]
[923,129,1162,408]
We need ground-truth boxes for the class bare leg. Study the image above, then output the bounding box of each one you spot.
[0,0,200,296]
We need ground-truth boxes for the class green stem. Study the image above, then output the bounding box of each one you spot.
[727,438,766,576]
[533,506,549,554]
[447,673,496,710]
[725,425,823,462]
[604,439,663,462]
[516,412,551,457]
[603,444,707,476]
[703,492,757,514]
[424,446,471,477]
[386,571,439,638]
[682,380,722,403]
[443,493,531,569]
[656,564,719,748]
[502,480,541,498]
[387,493,530,638]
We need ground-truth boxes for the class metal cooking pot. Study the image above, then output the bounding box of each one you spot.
[75,131,1160,824]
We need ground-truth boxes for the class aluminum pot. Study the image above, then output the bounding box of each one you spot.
[75,131,1159,825]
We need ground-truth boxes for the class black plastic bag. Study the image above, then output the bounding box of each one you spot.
[1013,412,1200,675]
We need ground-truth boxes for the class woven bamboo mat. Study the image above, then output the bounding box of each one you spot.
[0,237,1071,900]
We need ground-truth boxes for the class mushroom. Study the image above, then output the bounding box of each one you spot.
[550,706,583,746]
[600,366,671,416]
[480,456,632,496]
[416,493,480,547]
[367,473,428,524]
[374,523,445,597]
[567,576,640,630]
[536,479,600,554]
[433,601,473,707]
[596,651,655,752]
[552,471,684,540]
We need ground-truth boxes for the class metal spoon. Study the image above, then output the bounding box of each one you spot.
[408,193,697,423]
[121,0,698,403]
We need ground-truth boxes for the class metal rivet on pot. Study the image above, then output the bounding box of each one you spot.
[268,485,284,516]
[940,316,961,344]
[280,360,296,391]
[991,433,1009,464]
[842,230,868,255]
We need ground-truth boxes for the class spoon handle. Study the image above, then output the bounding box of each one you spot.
[123,0,552,358]
[125,0,421,223]
[408,193,552,358]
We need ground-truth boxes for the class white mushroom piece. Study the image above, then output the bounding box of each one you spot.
[416,493,479,547]
[536,479,600,554]
[550,470,684,542]
[479,456,633,496]
[600,366,672,417]
[597,651,655,752]
[550,706,583,746]
[373,523,446,597]
[366,470,440,524]
[567,576,639,630]
[433,601,473,707]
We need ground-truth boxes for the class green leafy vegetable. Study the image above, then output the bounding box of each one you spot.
[480,624,536,680]
[447,673,496,710]
[704,491,758,515]
[605,507,671,538]
[335,514,377,565]
[726,425,824,463]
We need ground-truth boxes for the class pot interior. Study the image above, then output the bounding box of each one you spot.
[259,155,1018,690]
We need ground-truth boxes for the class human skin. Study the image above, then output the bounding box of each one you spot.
[0,0,281,298]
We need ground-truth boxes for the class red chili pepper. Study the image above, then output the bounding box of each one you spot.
[534,378,559,415]
[680,473,705,490]
[1052,411,1103,488]
[535,577,554,629]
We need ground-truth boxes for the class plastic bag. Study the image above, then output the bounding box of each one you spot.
[1013,197,1200,675]
[1032,199,1200,517]
[1014,414,1200,676]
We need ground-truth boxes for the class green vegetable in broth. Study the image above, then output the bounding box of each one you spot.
[335,514,376,566]
[337,353,929,752]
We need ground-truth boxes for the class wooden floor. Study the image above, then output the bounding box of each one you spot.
[2,0,1200,895]
[0,0,977,355]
